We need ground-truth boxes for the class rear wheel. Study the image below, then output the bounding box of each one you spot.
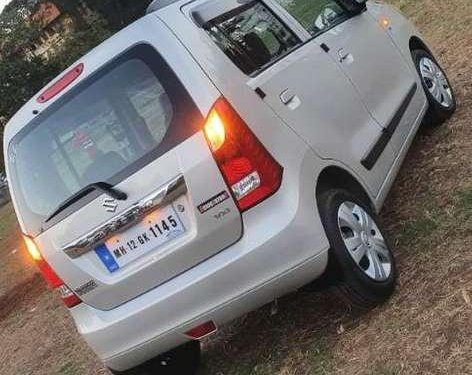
[109,341,201,375]
[318,189,396,308]
[413,49,456,127]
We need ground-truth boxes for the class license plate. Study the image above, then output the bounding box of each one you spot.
[95,205,185,273]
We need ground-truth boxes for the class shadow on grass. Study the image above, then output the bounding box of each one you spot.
[198,289,362,375]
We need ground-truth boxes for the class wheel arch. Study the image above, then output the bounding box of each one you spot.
[310,165,376,289]
[315,166,374,212]
[409,35,433,56]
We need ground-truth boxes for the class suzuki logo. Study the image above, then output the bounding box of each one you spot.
[102,197,118,213]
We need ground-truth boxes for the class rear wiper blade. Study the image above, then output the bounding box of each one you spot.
[45,182,127,223]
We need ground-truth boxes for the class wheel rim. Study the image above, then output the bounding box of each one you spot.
[337,202,392,282]
[419,57,453,108]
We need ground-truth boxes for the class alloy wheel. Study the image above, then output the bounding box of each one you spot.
[337,202,392,282]
[419,57,453,108]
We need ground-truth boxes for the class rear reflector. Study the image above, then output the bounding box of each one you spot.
[37,63,84,103]
[23,235,81,308]
[203,98,283,211]
[184,321,217,340]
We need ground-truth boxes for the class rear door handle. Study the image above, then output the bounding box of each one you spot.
[280,89,301,110]
[338,48,352,63]
[280,89,297,105]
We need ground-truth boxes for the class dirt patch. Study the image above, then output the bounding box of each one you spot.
[0,274,46,321]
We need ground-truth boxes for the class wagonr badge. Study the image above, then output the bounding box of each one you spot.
[102,197,118,213]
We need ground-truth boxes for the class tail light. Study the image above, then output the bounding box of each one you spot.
[203,98,283,211]
[23,235,81,308]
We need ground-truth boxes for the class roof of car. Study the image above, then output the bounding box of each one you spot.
[146,0,182,14]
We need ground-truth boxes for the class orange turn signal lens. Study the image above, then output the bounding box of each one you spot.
[379,16,391,30]
[204,108,226,152]
[23,235,42,261]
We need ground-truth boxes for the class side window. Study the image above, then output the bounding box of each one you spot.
[274,0,347,36]
[206,2,300,75]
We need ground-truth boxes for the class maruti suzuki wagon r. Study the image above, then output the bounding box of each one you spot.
[4,0,456,373]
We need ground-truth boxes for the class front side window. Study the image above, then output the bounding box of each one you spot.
[274,0,347,36]
[205,1,300,75]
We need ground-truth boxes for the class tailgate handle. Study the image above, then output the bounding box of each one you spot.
[62,175,187,259]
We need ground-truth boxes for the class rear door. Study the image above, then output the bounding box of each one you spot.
[8,18,242,310]
[275,0,419,158]
[191,0,396,192]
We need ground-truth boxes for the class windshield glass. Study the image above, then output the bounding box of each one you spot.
[8,44,200,232]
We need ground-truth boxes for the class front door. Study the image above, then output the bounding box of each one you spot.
[271,0,419,162]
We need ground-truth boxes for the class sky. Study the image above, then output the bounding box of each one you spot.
[0,0,11,14]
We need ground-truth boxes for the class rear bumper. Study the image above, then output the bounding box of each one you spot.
[70,151,330,372]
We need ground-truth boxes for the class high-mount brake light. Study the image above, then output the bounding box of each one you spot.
[23,235,81,308]
[203,97,283,211]
[37,63,84,103]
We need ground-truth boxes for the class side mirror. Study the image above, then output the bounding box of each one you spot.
[338,0,367,15]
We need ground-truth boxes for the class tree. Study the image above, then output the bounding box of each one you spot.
[0,1,112,119]
[0,0,40,58]
[48,11,112,68]
[83,0,153,31]
[0,56,60,170]
[0,0,112,171]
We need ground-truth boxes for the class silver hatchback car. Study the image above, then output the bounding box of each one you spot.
[4,0,455,374]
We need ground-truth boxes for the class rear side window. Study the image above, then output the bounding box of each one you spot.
[8,44,202,232]
[205,1,300,75]
[273,0,347,36]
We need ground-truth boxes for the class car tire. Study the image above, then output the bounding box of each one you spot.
[412,49,456,127]
[318,189,396,309]
[109,341,201,375]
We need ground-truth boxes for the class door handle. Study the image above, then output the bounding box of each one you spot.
[280,89,301,110]
[280,89,297,105]
[338,48,352,63]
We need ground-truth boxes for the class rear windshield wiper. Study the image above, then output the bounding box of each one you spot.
[45,182,127,223]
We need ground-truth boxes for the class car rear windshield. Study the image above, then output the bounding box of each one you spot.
[8,44,201,233]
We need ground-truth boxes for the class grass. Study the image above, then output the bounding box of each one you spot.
[0,202,18,242]
[399,215,439,243]
[56,362,79,375]
[309,338,333,375]
[456,187,472,217]
[369,368,400,375]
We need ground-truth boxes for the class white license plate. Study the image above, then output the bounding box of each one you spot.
[95,205,185,272]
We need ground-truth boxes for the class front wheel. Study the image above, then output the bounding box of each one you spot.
[413,49,456,127]
[318,189,396,308]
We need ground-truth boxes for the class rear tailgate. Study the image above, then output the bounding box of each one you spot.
[37,135,242,310]
[11,16,243,310]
